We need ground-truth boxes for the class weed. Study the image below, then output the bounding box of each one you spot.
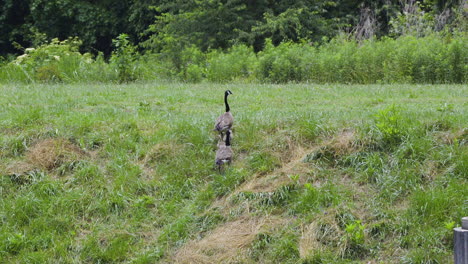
[339,220,368,259]
[373,104,406,147]
[111,34,139,83]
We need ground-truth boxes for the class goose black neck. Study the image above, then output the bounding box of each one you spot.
[225,131,231,146]
[224,92,230,112]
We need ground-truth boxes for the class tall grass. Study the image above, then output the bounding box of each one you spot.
[1,34,466,84]
[0,82,466,262]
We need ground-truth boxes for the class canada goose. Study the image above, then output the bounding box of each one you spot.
[215,130,233,170]
[214,90,233,139]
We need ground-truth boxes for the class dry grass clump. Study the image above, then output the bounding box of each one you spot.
[299,221,324,258]
[435,128,467,145]
[264,133,298,163]
[299,209,344,258]
[329,130,359,155]
[26,138,85,170]
[238,146,311,194]
[5,160,36,176]
[303,130,359,163]
[4,160,39,185]
[173,217,285,264]
[237,130,357,194]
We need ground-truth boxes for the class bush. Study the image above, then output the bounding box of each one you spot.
[177,46,205,82]
[35,64,62,82]
[152,44,206,82]
[206,45,256,82]
[110,34,139,83]
[0,37,113,83]
[256,40,314,83]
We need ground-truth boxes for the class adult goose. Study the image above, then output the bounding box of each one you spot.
[214,90,233,139]
[215,130,233,170]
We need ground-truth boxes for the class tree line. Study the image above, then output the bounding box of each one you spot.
[0,0,465,58]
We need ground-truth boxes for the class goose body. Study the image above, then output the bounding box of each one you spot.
[215,130,233,170]
[215,112,233,132]
[214,90,233,138]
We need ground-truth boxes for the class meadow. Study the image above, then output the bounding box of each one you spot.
[0,82,467,263]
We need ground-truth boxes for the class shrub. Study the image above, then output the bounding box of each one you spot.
[177,45,206,82]
[110,34,139,83]
[35,64,62,82]
[152,44,206,82]
[0,37,110,83]
[206,45,256,82]
[184,64,204,83]
[446,34,466,83]
[256,40,314,83]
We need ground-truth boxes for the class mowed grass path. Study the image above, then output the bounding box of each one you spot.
[1,82,467,263]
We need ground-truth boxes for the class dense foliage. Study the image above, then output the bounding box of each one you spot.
[0,0,158,56]
[0,0,465,56]
[1,33,466,84]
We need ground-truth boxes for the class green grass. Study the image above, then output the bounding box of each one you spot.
[0,82,467,263]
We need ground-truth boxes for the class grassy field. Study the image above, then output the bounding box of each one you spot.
[0,82,467,263]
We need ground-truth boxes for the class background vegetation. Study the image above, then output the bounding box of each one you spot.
[1,0,467,85]
[1,0,465,55]
[1,33,467,84]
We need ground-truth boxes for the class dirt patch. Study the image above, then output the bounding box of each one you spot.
[329,130,358,155]
[26,138,85,170]
[173,216,286,264]
[4,160,39,185]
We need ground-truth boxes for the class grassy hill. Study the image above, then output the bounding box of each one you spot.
[1,82,467,263]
